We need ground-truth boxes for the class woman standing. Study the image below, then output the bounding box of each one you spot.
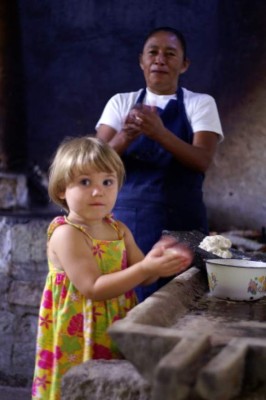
[96,27,223,301]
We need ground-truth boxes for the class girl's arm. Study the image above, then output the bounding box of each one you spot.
[48,224,192,301]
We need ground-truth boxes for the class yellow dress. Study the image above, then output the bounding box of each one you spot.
[32,215,138,400]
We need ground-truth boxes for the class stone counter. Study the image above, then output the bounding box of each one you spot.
[62,232,266,400]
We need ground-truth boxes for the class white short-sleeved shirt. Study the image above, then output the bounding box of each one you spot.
[96,87,224,141]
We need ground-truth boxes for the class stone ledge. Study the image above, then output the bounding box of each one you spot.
[108,266,266,400]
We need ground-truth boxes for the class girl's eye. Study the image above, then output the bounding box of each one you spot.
[80,179,90,186]
[103,179,114,186]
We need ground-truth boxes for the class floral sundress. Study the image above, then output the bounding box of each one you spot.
[32,215,138,400]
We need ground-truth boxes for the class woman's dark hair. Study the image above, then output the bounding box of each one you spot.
[142,26,187,60]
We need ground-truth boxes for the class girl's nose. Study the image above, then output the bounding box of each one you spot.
[91,186,103,196]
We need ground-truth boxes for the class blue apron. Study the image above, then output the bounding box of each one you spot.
[113,87,208,301]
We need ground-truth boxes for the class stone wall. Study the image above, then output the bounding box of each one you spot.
[0,216,48,388]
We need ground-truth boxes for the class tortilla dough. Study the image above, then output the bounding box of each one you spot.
[199,235,232,258]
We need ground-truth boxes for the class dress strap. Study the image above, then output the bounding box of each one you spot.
[47,215,93,240]
[47,214,124,241]
[47,216,67,240]
[104,213,124,240]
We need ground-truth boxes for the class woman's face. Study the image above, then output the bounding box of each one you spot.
[139,31,189,95]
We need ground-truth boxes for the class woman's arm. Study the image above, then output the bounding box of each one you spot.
[123,105,219,173]
[97,113,219,173]
[96,124,137,155]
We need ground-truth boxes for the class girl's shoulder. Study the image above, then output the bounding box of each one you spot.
[47,215,68,240]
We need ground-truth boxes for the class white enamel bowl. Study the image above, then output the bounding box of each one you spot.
[206,259,266,301]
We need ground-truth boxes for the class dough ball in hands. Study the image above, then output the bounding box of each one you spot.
[164,243,194,265]
[153,235,180,250]
[153,235,194,269]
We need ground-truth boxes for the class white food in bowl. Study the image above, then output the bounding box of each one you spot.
[199,235,232,258]
[206,259,266,301]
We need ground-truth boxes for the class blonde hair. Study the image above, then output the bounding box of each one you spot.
[48,136,125,211]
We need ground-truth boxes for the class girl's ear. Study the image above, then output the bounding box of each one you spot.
[58,192,66,200]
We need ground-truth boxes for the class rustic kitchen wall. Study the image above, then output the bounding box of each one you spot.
[0,216,49,388]
[204,1,266,232]
[2,0,266,231]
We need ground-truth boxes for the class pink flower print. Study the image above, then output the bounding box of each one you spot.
[42,290,53,309]
[67,313,84,336]
[60,285,67,299]
[39,313,53,329]
[93,343,113,359]
[32,375,51,395]
[124,289,135,299]
[38,347,62,370]
[121,250,128,270]
[54,346,62,359]
[55,273,65,285]
[112,315,121,323]
[92,243,105,258]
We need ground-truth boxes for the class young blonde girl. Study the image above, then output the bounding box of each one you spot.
[32,136,192,399]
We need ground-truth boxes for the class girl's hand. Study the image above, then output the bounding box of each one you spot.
[141,240,193,278]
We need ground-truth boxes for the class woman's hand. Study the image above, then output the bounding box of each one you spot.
[126,104,219,173]
[125,104,166,140]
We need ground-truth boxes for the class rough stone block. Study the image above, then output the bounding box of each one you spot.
[0,219,12,273]
[196,338,248,400]
[62,360,151,400]
[13,340,36,376]
[241,337,266,386]
[109,320,182,381]
[0,173,28,209]
[0,311,15,373]
[8,281,43,307]
[152,333,211,400]
[11,220,48,263]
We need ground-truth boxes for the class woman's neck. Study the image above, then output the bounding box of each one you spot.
[147,85,178,96]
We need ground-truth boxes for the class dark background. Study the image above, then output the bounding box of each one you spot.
[1,0,266,231]
[2,0,264,170]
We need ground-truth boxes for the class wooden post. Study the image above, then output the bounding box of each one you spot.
[0,0,27,172]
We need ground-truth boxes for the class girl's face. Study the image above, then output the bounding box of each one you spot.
[60,169,119,222]
[139,31,189,95]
